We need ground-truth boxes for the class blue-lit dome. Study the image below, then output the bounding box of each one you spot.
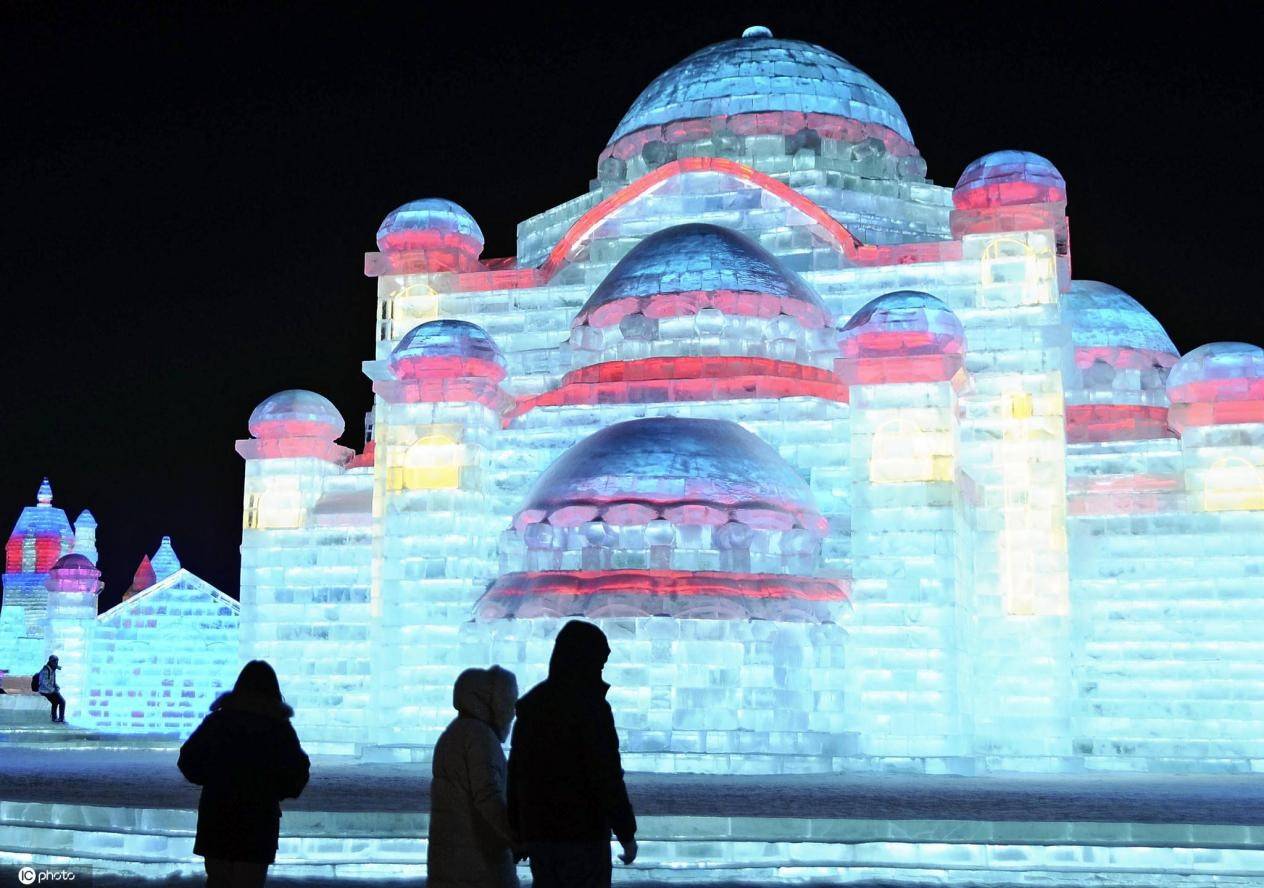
[249,389,345,440]
[1064,281,1177,357]
[1168,342,1264,392]
[575,223,829,328]
[839,291,964,357]
[375,198,484,253]
[390,319,506,380]
[523,417,818,521]
[610,29,913,146]
[954,150,1066,209]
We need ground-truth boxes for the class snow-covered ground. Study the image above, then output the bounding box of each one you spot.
[2,747,1264,824]
[4,872,1008,888]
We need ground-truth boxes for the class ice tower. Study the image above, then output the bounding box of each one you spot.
[237,27,1264,772]
[3,479,75,637]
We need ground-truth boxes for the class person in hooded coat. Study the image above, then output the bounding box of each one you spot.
[508,621,637,888]
[428,665,521,888]
[177,660,310,888]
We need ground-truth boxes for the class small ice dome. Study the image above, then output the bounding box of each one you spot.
[1167,342,1264,432]
[839,291,964,358]
[1168,342,1264,401]
[576,223,830,329]
[51,553,95,571]
[46,551,101,593]
[248,389,345,441]
[742,25,773,38]
[375,198,484,255]
[953,150,1067,210]
[389,319,507,382]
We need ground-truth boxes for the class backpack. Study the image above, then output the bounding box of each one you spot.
[31,671,41,692]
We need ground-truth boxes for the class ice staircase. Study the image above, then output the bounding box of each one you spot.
[0,694,179,751]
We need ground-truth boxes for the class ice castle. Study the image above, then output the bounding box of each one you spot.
[0,481,239,732]
[236,28,1264,772]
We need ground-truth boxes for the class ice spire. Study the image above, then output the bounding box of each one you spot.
[122,555,156,602]
[73,510,99,566]
[37,477,53,507]
[151,536,181,582]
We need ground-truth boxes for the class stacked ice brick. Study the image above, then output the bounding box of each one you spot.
[86,568,239,733]
[2,479,75,637]
[1068,342,1264,768]
[232,27,1264,772]
[236,390,375,753]
[838,293,968,761]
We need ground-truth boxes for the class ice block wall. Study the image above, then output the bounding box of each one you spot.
[840,293,968,762]
[237,390,374,753]
[88,571,239,735]
[368,320,511,744]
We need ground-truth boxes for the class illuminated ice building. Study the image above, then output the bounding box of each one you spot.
[238,28,1264,773]
[0,482,239,733]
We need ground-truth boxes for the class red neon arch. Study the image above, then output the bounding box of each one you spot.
[541,157,863,277]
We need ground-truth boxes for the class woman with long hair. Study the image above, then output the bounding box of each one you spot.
[178,660,310,888]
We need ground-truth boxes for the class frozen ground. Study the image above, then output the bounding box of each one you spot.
[1,748,1263,824]
[9,877,954,888]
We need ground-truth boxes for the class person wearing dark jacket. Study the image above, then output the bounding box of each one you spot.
[507,621,637,888]
[37,655,65,722]
[178,660,310,888]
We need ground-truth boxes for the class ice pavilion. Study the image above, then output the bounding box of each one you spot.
[213,26,1264,774]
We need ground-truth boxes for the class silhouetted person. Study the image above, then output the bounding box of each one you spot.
[37,655,65,722]
[508,621,637,888]
[428,665,522,888]
[178,660,310,888]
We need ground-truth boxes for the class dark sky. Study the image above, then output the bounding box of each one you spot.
[2,3,1260,608]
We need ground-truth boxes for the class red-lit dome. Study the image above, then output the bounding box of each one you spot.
[836,291,964,384]
[1167,342,1264,432]
[389,319,506,383]
[478,418,848,623]
[248,390,345,441]
[953,150,1066,210]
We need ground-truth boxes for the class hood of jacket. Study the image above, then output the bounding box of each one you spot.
[453,665,518,742]
[547,620,611,688]
[210,690,294,721]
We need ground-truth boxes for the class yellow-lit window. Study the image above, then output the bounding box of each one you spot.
[1203,457,1264,512]
[870,418,952,484]
[244,487,303,529]
[381,283,440,342]
[979,236,1055,303]
[393,434,461,490]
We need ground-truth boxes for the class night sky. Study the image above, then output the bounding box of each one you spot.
[2,3,1260,609]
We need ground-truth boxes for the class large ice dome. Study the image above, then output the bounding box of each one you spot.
[610,28,913,146]
[574,223,829,329]
[519,416,824,532]
[1064,281,1177,358]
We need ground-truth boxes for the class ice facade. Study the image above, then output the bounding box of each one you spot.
[2,478,75,636]
[0,488,240,734]
[86,569,240,733]
[232,28,1264,771]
